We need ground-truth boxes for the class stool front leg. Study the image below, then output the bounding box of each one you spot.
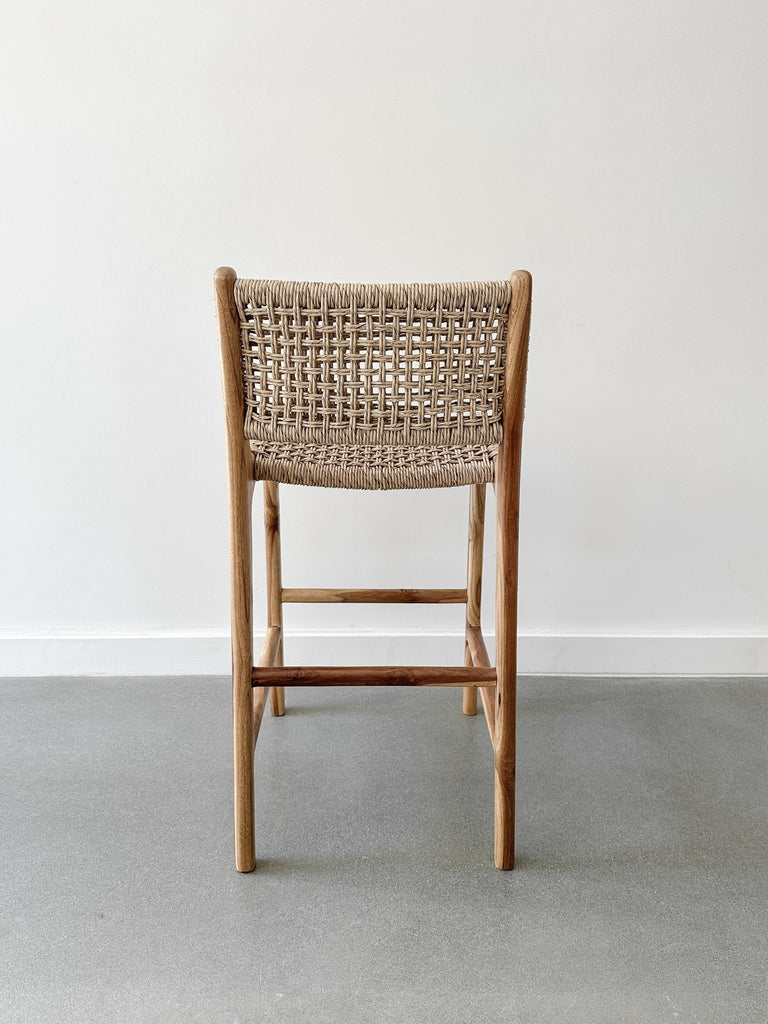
[494,454,518,870]
[231,475,256,872]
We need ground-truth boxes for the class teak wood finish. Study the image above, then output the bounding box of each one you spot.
[282,588,467,604]
[216,267,531,872]
[463,483,486,717]
[251,666,497,687]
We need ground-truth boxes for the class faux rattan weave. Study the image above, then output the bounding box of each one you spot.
[234,279,511,489]
[248,439,497,490]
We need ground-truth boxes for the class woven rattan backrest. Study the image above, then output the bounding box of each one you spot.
[234,279,513,447]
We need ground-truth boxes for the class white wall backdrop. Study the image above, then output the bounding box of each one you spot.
[2,0,767,674]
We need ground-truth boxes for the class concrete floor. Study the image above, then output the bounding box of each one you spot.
[1,675,767,1023]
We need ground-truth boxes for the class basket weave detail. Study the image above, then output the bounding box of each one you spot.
[249,440,497,490]
[235,279,511,489]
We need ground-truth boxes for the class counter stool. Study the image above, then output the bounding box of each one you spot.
[215,268,531,871]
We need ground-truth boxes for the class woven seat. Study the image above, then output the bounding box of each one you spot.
[249,439,497,489]
[216,267,532,873]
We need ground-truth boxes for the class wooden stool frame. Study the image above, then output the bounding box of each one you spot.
[216,268,531,872]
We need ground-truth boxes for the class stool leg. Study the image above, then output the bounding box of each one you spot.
[264,482,285,716]
[463,484,486,715]
[494,449,520,870]
[231,475,256,872]
[493,268,530,868]
[217,266,257,872]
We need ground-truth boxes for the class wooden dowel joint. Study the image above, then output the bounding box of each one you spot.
[252,685,270,749]
[465,626,495,743]
[466,625,491,669]
[257,626,282,668]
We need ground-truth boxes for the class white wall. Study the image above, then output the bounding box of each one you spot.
[2,0,767,674]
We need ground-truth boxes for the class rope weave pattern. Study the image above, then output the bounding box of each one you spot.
[248,439,498,490]
[234,279,511,489]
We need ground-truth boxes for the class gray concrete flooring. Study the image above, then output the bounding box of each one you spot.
[1,675,767,1023]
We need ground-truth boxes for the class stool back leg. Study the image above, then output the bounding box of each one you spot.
[493,270,531,869]
[264,481,286,716]
[463,483,486,715]
[216,266,257,872]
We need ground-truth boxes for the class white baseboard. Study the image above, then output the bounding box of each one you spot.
[1,631,767,677]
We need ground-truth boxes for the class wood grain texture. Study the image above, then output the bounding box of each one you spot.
[258,626,282,668]
[216,266,256,873]
[282,588,467,604]
[463,483,486,715]
[253,627,280,748]
[462,642,477,713]
[466,625,491,670]
[251,666,497,687]
[252,686,270,747]
[466,626,495,744]
[493,270,531,870]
